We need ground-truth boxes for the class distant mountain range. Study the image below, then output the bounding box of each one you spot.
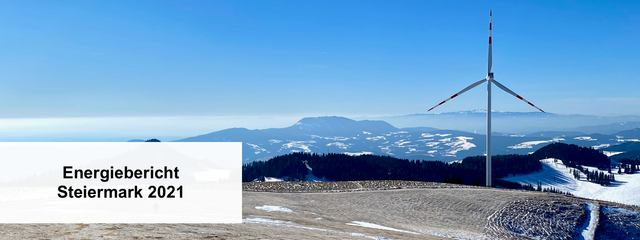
[168,114,640,164]
[361,110,640,134]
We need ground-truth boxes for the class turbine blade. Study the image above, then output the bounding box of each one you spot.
[492,79,545,113]
[487,9,492,75]
[428,79,487,112]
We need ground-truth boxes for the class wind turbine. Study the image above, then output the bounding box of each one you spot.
[427,10,545,187]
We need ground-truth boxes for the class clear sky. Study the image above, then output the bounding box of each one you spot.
[0,1,639,139]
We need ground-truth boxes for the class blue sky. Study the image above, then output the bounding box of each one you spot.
[0,1,638,136]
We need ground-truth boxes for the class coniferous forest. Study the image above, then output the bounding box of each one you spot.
[531,142,609,169]
[242,142,611,189]
[243,152,542,185]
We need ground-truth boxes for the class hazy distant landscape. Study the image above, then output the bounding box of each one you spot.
[159,112,640,163]
[365,110,640,134]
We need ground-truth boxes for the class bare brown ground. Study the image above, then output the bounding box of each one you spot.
[0,181,635,239]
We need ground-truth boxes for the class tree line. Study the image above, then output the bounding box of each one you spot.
[242,155,308,182]
[243,152,542,186]
[242,142,612,190]
[571,167,615,186]
[531,142,610,169]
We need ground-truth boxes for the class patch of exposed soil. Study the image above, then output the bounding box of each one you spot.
[1,181,639,239]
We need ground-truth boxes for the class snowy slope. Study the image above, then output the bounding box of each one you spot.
[504,159,640,206]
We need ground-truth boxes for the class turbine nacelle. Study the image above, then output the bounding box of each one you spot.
[486,72,494,80]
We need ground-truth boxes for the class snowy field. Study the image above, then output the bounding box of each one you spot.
[504,158,640,206]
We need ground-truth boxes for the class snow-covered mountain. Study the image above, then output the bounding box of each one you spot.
[174,116,640,164]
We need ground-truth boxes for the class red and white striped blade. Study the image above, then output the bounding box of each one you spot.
[492,79,545,113]
[487,9,492,75]
[428,79,487,112]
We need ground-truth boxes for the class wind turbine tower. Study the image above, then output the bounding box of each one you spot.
[427,10,545,187]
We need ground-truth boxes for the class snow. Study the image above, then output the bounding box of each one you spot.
[603,206,640,216]
[305,173,329,182]
[346,221,419,235]
[366,136,386,141]
[389,131,409,135]
[246,143,268,154]
[310,135,350,141]
[508,138,564,149]
[344,151,373,157]
[603,151,623,157]
[265,177,283,182]
[327,142,351,150]
[421,133,451,137]
[504,159,640,206]
[591,144,610,150]
[329,136,350,141]
[575,136,596,141]
[379,145,392,155]
[244,217,289,224]
[416,138,434,142]
[280,140,315,152]
[244,218,389,240]
[425,142,440,147]
[304,161,330,182]
[444,136,476,155]
[579,203,597,240]
[255,205,293,213]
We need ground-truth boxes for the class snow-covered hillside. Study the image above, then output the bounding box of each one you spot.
[504,159,640,206]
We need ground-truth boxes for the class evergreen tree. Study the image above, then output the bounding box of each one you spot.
[532,143,609,168]
[243,152,543,185]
